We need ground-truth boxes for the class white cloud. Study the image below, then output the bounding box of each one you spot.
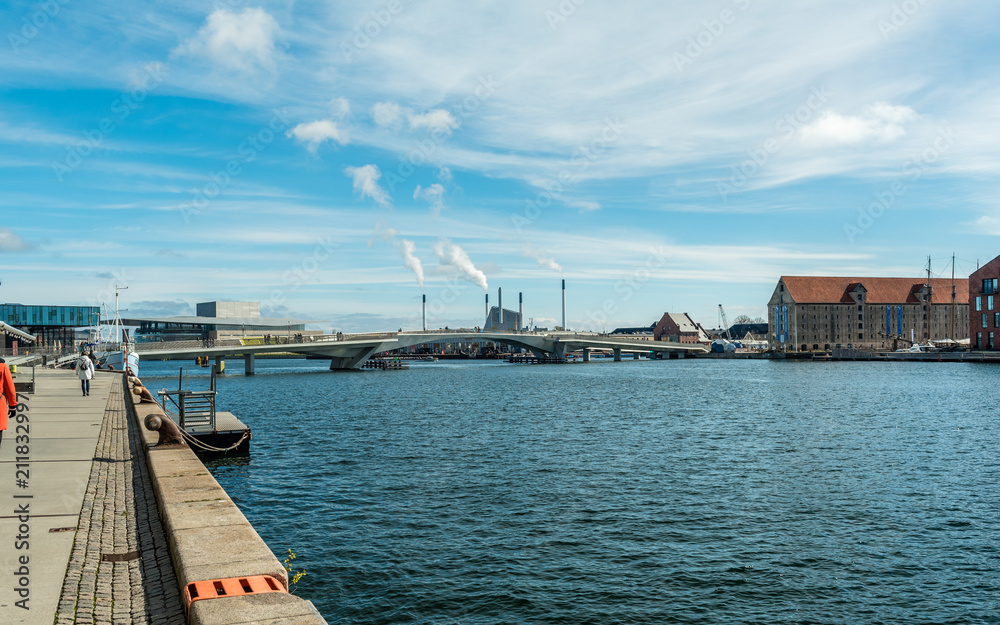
[567,199,601,213]
[408,109,459,135]
[373,102,404,128]
[414,183,446,216]
[373,103,459,136]
[0,228,33,252]
[433,238,488,291]
[800,103,919,147]
[437,167,453,183]
[522,242,562,273]
[331,97,351,119]
[173,8,280,73]
[345,165,391,207]
[287,120,348,152]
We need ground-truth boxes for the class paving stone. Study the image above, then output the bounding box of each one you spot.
[53,377,185,623]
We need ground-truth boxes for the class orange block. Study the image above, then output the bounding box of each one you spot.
[184,575,287,612]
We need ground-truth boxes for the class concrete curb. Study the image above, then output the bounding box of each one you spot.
[125,373,327,625]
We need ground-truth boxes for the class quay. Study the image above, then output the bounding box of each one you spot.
[0,368,326,624]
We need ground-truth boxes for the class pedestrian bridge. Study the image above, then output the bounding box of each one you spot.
[134,330,708,373]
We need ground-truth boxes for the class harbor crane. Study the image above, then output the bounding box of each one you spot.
[718,304,732,341]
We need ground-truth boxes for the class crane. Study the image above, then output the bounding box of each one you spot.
[718,304,732,341]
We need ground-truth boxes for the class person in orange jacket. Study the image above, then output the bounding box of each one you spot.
[0,357,16,449]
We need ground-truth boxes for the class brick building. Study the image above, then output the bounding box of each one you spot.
[968,254,1000,350]
[654,312,710,344]
[768,276,969,351]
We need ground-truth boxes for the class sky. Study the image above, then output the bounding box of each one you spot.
[1,0,998,333]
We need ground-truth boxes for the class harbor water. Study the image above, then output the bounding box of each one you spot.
[140,358,1000,623]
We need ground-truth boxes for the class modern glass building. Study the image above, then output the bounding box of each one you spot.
[0,303,101,348]
[124,301,311,342]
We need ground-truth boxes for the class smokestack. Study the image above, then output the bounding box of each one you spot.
[562,279,567,331]
[498,287,503,326]
[519,292,524,333]
[422,294,427,331]
[485,293,489,322]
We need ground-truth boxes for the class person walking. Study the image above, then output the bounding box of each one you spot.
[77,350,94,396]
[0,357,16,449]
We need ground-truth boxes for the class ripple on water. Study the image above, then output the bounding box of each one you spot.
[134,359,1000,623]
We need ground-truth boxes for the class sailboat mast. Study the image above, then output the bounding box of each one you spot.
[951,253,956,340]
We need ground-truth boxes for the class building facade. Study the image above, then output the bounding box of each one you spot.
[653,313,710,344]
[968,255,1000,350]
[125,301,312,342]
[483,306,522,332]
[0,303,101,349]
[768,276,969,351]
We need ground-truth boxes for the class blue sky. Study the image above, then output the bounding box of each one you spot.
[1,0,998,332]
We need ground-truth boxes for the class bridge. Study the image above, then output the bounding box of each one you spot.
[133,330,708,374]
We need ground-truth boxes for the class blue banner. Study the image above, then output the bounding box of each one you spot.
[886,305,891,335]
[897,306,903,336]
[782,305,788,343]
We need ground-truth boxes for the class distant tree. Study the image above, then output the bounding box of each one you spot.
[753,317,766,324]
[732,315,755,325]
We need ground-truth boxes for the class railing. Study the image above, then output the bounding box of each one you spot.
[159,385,217,431]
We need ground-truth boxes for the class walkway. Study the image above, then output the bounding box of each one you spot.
[0,369,184,624]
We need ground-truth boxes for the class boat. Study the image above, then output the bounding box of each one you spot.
[95,284,139,375]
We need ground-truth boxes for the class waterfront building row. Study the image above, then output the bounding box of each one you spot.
[767,276,969,351]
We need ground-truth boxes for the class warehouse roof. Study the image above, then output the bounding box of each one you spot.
[780,277,970,304]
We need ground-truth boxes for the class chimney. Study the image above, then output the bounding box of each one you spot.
[519,292,524,333]
[498,287,503,326]
[485,293,489,322]
[422,294,427,331]
[562,279,567,331]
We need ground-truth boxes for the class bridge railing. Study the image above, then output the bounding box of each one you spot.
[134,332,402,354]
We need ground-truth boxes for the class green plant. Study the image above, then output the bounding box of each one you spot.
[282,549,307,593]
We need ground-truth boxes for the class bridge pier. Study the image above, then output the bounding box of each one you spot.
[215,356,225,374]
[552,343,567,361]
[329,346,381,371]
[244,353,255,376]
[582,348,591,362]
[613,348,622,362]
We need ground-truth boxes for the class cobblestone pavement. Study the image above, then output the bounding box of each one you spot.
[54,377,184,624]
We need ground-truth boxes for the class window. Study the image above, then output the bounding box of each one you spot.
[977,332,983,349]
[858,305,863,312]
[994,313,998,327]
[984,314,989,329]
[984,279,998,295]
[858,333,864,340]
[977,297,982,311]
[858,314,863,321]
[991,296,995,311]
[991,332,995,349]
[859,323,864,330]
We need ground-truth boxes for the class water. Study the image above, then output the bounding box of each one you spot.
[139,358,1000,623]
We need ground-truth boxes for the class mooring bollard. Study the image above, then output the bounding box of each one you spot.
[144,412,187,447]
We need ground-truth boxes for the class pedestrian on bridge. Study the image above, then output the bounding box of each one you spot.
[0,357,15,449]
